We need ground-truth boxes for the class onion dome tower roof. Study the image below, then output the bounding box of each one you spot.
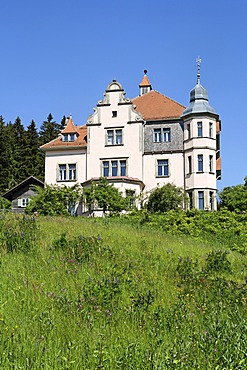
[182,58,217,117]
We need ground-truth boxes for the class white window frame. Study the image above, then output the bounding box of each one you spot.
[101,159,127,177]
[197,155,203,172]
[153,128,161,142]
[209,122,213,138]
[58,163,77,181]
[197,122,203,137]
[153,127,171,143]
[156,159,169,177]
[63,133,76,142]
[18,198,29,207]
[106,129,123,146]
[198,191,204,210]
[163,128,171,142]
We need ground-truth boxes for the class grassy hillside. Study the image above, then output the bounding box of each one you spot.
[0,214,246,369]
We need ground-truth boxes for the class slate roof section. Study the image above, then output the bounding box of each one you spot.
[132,90,185,121]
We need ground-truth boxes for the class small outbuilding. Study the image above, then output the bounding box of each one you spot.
[2,176,44,214]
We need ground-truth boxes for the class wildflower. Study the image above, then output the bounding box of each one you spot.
[105,309,112,317]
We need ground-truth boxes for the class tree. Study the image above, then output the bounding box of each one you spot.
[26,184,82,216]
[83,177,128,215]
[25,120,44,180]
[39,113,62,145]
[146,183,185,213]
[219,178,247,212]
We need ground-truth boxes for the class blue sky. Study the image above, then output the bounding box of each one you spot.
[0,0,246,190]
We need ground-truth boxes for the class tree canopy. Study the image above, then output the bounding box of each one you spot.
[146,183,185,213]
[83,177,128,215]
[218,177,247,212]
[26,184,82,216]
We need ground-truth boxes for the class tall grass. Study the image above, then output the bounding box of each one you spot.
[0,214,246,369]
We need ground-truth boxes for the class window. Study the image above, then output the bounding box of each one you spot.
[63,133,76,142]
[197,122,203,137]
[68,164,76,180]
[58,163,77,181]
[209,191,214,210]
[18,198,29,207]
[153,128,171,143]
[157,159,169,177]
[188,192,193,209]
[154,128,161,142]
[197,155,203,172]
[198,191,204,210]
[187,123,191,139]
[163,128,171,142]
[103,161,109,177]
[106,129,123,145]
[111,160,118,176]
[59,164,67,181]
[115,130,122,145]
[102,159,127,177]
[209,122,213,138]
[120,160,127,176]
[126,189,136,208]
[209,155,213,173]
[188,156,192,174]
[112,111,117,118]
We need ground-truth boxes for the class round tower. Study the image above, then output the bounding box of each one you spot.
[182,58,220,210]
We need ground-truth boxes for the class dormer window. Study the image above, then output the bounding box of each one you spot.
[63,133,76,142]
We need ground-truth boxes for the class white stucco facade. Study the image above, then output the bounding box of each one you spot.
[41,73,221,212]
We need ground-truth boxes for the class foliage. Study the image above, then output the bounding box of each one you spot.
[0,196,11,209]
[146,183,185,213]
[39,113,63,145]
[219,176,247,212]
[0,214,38,252]
[26,184,82,216]
[124,208,247,253]
[83,177,128,215]
[0,112,68,194]
[0,215,246,369]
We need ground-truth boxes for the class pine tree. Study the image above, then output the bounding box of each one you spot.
[0,116,9,192]
[60,115,67,130]
[12,116,28,183]
[25,120,44,180]
[39,113,62,145]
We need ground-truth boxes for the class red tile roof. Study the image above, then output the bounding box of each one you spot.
[139,74,151,87]
[61,116,78,133]
[40,125,87,151]
[132,90,185,120]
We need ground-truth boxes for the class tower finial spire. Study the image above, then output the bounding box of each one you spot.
[196,56,202,84]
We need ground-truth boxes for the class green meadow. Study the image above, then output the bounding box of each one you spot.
[0,213,246,369]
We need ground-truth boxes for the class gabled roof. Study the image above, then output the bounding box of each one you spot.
[2,176,44,200]
[132,90,185,121]
[40,125,87,151]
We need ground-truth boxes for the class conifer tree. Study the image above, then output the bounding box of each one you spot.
[39,113,62,145]
[0,116,9,192]
[25,120,44,180]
